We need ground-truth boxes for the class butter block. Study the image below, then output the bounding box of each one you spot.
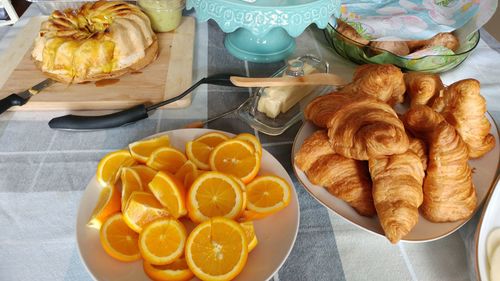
[257,63,318,118]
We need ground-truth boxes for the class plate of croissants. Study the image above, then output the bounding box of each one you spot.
[292,64,499,244]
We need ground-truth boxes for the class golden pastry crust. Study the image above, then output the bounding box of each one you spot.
[368,151,424,243]
[294,130,376,216]
[304,92,358,128]
[294,130,335,172]
[340,64,406,106]
[308,154,375,216]
[408,136,428,171]
[431,79,495,158]
[406,32,459,52]
[336,19,369,46]
[326,98,409,160]
[370,41,410,56]
[404,106,477,222]
[404,72,444,107]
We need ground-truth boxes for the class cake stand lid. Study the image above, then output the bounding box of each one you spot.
[186,0,341,37]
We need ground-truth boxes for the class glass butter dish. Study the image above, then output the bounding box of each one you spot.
[237,55,331,136]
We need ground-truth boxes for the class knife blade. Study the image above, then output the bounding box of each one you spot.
[0,78,57,114]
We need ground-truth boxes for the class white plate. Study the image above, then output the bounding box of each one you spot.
[475,177,500,281]
[292,115,499,243]
[76,129,300,281]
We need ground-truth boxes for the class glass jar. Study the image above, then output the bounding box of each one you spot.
[137,0,186,32]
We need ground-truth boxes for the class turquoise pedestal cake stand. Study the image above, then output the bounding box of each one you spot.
[186,0,340,63]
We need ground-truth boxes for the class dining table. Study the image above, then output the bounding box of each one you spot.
[1,4,500,281]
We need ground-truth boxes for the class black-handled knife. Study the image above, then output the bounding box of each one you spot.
[48,73,239,130]
[0,79,57,114]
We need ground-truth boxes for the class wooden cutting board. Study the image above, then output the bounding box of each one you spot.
[0,16,195,111]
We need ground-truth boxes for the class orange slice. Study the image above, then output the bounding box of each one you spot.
[240,221,258,252]
[130,165,158,192]
[209,139,260,184]
[186,132,230,170]
[234,133,262,156]
[96,150,135,187]
[143,258,194,281]
[246,176,292,215]
[175,160,197,184]
[183,170,198,189]
[228,175,247,217]
[238,210,270,222]
[185,141,212,170]
[187,172,244,223]
[123,191,170,233]
[87,185,121,229]
[99,213,141,262]
[139,218,187,265]
[147,147,187,174]
[129,135,170,163]
[194,132,229,147]
[185,217,248,281]
[120,167,143,212]
[148,171,187,218]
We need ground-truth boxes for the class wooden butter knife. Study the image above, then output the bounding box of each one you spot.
[230,73,346,88]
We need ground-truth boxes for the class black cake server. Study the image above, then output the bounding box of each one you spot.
[48,74,237,130]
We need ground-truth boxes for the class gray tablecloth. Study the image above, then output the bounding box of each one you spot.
[1,4,499,281]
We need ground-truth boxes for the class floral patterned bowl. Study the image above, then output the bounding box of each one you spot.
[323,23,480,73]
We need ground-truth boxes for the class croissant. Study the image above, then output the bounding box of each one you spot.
[406,32,459,52]
[370,41,410,56]
[336,19,369,46]
[326,96,409,160]
[431,79,495,158]
[404,106,477,222]
[294,130,335,171]
[368,151,424,243]
[294,130,375,216]
[340,64,406,106]
[304,91,358,128]
[404,72,444,107]
[408,136,428,170]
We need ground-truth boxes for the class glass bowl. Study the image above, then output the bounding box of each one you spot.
[323,23,480,73]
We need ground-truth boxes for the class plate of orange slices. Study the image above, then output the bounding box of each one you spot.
[76,129,300,281]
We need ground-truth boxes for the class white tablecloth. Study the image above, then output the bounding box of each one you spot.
[0,4,499,281]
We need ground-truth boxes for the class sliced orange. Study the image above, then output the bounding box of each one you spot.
[129,135,171,163]
[148,171,187,218]
[96,150,135,187]
[183,170,198,190]
[185,141,213,170]
[209,139,260,184]
[187,172,244,223]
[185,217,248,281]
[246,176,292,215]
[228,175,247,217]
[234,133,262,156]
[238,210,270,222]
[139,218,187,265]
[147,147,187,174]
[240,221,258,252]
[120,167,143,212]
[99,213,141,262]
[143,258,194,281]
[194,132,229,147]
[123,191,170,233]
[130,165,158,192]
[87,185,121,229]
[175,160,198,184]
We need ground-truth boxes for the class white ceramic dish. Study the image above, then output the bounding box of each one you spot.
[292,115,499,243]
[476,176,500,281]
[76,129,300,281]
